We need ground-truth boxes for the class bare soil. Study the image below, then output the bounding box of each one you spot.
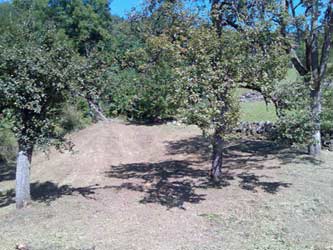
[0,121,332,250]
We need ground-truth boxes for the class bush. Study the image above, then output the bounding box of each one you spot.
[272,78,314,145]
[272,77,333,145]
[58,100,92,134]
[107,67,180,123]
[0,101,90,163]
[0,118,17,162]
[275,109,314,145]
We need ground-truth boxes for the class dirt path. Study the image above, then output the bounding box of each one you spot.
[0,121,332,250]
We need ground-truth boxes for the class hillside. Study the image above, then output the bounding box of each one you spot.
[0,121,332,250]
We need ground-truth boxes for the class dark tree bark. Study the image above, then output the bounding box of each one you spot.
[15,144,33,209]
[210,94,230,182]
[211,127,224,182]
[306,2,321,156]
[209,1,227,182]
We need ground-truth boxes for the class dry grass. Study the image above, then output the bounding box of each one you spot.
[0,121,332,250]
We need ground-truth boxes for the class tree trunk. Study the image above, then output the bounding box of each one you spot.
[211,128,224,182]
[15,146,33,209]
[308,88,322,156]
[87,99,108,122]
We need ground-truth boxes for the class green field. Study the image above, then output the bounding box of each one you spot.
[236,88,277,122]
[240,101,277,122]
[238,68,298,122]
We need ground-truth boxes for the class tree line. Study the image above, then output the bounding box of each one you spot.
[0,0,333,209]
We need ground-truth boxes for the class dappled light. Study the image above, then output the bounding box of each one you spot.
[0,181,101,208]
[1,0,333,248]
[105,154,292,209]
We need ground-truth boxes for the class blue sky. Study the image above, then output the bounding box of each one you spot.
[110,0,143,17]
[0,0,141,17]
[0,0,319,18]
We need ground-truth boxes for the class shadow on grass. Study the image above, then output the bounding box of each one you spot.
[105,160,209,209]
[225,139,322,166]
[0,160,15,182]
[103,136,318,209]
[105,159,291,209]
[0,189,15,208]
[166,136,322,167]
[0,181,101,208]
[125,118,175,126]
[237,173,290,194]
[0,136,300,210]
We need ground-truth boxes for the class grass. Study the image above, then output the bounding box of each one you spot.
[240,101,277,122]
[237,68,299,122]
[0,120,332,250]
[235,87,251,97]
[235,88,277,122]
[284,68,298,83]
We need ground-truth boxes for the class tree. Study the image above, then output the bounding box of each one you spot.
[178,26,242,181]
[130,0,288,181]
[106,0,193,122]
[280,0,333,155]
[46,0,113,121]
[178,26,287,181]
[171,1,287,181]
[72,51,111,122]
[209,0,333,156]
[48,0,112,56]
[0,14,76,208]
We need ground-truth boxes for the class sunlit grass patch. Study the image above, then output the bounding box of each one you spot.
[240,101,277,122]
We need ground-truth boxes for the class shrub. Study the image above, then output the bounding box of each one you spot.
[0,118,17,162]
[272,78,314,145]
[58,100,92,134]
[272,77,333,145]
[107,67,180,123]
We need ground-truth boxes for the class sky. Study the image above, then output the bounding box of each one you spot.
[0,0,320,18]
[0,0,204,17]
[0,0,141,17]
[110,0,142,17]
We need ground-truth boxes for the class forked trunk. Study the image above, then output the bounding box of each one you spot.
[88,99,108,122]
[15,145,33,209]
[211,129,224,182]
[308,88,322,156]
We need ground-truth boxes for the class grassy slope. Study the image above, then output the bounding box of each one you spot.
[0,121,332,250]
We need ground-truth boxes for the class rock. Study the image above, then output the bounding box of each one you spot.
[167,120,182,126]
[329,139,333,152]
[240,91,264,102]
[234,121,276,136]
[15,244,29,250]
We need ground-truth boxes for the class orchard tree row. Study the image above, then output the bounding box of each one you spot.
[0,0,333,208]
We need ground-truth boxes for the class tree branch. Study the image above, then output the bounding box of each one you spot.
[290,49,308,75]
[320,1,333,80]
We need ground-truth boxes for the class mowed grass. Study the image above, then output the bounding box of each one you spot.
[238,68,298,122]
[236,88,277,122]
[240,101,277,122]
[1,121,333,250]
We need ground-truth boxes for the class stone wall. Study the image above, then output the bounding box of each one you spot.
[234,121,333,151]
[234,121,275,135]
[240,91,264,102]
